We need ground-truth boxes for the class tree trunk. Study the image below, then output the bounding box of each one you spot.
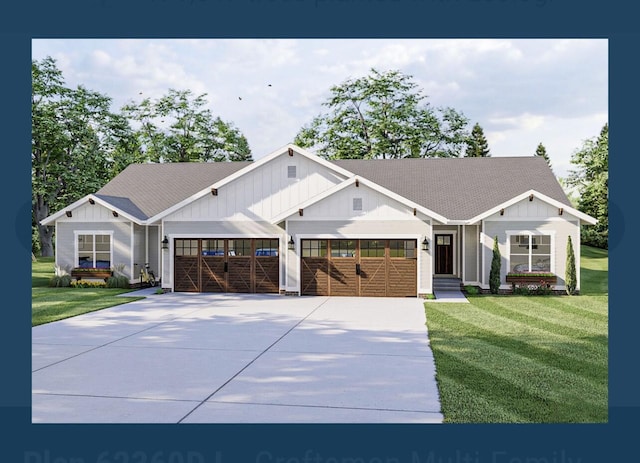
[33,195,54,257]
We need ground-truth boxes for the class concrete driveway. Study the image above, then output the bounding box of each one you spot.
[32,292,442,423]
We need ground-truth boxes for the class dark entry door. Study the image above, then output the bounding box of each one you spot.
[435,234,453,274]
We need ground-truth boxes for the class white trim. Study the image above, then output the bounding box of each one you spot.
[72,230,114,269]
[130,222,135,279]
[481,221,486,286]
[272,176,449,225]
[467,189,597,225]
[145,225,149,265]
[505,230,556,274]
[40,194,144,226]
[146,144,354,224]
[462,225,465,282]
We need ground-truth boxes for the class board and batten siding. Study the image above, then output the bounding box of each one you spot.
[56,220,132,277]
[481,217,581,290]
[164,153,345,223]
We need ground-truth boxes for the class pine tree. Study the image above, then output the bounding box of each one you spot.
[565,235,577,295]
[490,236,501,294]
[535,142,552,169]
[465,123,491,157]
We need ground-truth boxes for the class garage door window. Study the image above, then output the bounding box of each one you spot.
[229,239,251,256]
[302,240,327,257]
[175,239,199,256]
[361,240,385,257]
[255,239,279,257]
[331,240,356,257]
[390,240,416,258]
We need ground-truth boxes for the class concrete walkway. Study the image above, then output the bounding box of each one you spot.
[32,294,442,423]
[432,289,470,303]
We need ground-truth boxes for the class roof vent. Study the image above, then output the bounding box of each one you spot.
[287,165,297,178]
[353,198,363,211]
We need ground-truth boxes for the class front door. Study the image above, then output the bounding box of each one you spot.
[435,234,453,274]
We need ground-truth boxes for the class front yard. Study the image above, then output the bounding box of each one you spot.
[425,245,608,423]
[32,257,144,326]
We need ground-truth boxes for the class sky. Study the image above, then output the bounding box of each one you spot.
[31,38,608,179]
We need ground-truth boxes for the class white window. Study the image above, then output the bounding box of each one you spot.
[508,232,552,273]
[77,233,112,268]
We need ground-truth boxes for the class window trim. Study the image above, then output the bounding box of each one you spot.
[506,230,555,273]
[74,230,114,268]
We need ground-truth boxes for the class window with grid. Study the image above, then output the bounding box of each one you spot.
[360,240,385,257]
[509,234,551,272]
[175,239,199,256]
[389,240,416,258]
[255,239,278,257]
[301,240,327,258]
[228,239,251,257]
[77,234,111,268]
[330,240,355,258]
[201,239,225,256]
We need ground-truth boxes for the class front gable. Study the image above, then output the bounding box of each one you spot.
[160,145,350,223]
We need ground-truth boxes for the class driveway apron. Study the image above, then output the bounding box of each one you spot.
[32,293,442,423]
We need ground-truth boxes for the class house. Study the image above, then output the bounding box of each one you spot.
[40,144,596,296]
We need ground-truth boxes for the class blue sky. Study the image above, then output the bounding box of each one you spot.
[32,38,607,178]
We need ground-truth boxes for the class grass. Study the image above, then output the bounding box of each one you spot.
[425,245,608,423]
[32,257,145,326]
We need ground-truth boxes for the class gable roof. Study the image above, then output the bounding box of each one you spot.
[95,161,251,220]
[331,156,570,221]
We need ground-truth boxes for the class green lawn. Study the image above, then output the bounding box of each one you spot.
[425,245,608,423]
[32,257,144,326]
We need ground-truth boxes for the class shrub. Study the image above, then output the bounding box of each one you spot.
[48,274,72,287]
[489,235,501,294]
[464,285,479,295]
[107,275,130,289]
[565,235,577,295]
[70,280,107,289]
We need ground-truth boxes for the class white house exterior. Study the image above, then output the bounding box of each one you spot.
[41,144,596,296]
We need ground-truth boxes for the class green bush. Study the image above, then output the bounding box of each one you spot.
[464,285,479,295]
[48,274,71,287]
[489,236,501,294]
[565,235,577,295]
[106,275,130,289]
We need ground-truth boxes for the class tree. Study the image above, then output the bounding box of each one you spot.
[465,123,491,157]
[122,89,252,163]
[294,69,469,159]
[567,124,608,248]
[32,57,136,256]
[535,142,552,169]
[490,236,501,294]
[565,235,577,295]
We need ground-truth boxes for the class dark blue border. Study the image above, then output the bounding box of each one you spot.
[6,0,637,461]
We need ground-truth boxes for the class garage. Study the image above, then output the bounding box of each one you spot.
[301,239,417,297]
[174,238,279,293]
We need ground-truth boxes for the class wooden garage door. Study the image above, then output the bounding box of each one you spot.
[174,238,279,293]
[301,239,417,297]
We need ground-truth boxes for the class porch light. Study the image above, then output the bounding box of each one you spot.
[422,237,429,251]
[162,236,169,250]
[288,236,295,250]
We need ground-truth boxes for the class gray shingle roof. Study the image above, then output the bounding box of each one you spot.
[96,161,251,220]
[94,156,569,222]
[331,156,570,220]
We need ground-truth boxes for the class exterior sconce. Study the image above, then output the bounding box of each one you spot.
[422,237,429,251]
[288,236,295,250]
[162,236,169,250]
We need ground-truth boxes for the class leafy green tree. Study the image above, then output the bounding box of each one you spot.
[535,142,552,169]
[465,123,491,157]
[490,236,501,294]
[122,89,252,163]
[565,235,577,295]
[294,69,469,159]
[567,124,608,248]
[32,57,137,256]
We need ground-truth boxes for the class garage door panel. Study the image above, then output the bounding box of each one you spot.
[201,257,226,292]
[175,256,199,292]
[360,258,387,297]
[388,259,417,297]
[227,257,252,293]
[301,258,329,296]
[255,257,279,293]
[328,258,357,296]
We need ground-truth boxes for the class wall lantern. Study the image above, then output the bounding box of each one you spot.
[162,236,169,250]
[288,236,295,250]
[422,237,429,251]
